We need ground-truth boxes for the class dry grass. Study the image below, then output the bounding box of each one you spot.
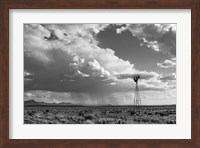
[24,106,176,124]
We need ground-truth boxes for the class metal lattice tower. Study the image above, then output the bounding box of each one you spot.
[133,75,142,106]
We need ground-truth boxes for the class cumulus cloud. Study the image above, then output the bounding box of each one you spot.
[24,24,135,93]
[116,24,176,57]
[88,60,111,77]
[157,58,176,68]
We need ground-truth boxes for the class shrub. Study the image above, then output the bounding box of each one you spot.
[166,120,174,124]
[78,112,84,116]
[85,114,95,120]
[117,119,121,124]
[130,111,135,115]
[160,112,168,116]
[27,111,33,116]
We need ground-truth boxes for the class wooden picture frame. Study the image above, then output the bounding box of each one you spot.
[0,0,199,147]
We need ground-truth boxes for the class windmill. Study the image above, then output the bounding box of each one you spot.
[133,74,142,106]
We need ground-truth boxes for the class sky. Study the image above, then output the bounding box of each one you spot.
[24,24,176,105]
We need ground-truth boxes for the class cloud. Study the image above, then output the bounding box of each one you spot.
[157,58,176,68]
[116,26,126,34]
[24,71,35,88]
[44,30,59,41]
[88,60,111,77]
[116,24,176,57]
[115,70,176,92]
[63,70,89,80]
[138,83,165,91]
[41,24,109,44]
[141,90,176,105]
[67,57,111,79]
[24,90,115,105]
[24,24,135,93]
[109,82,117,85]
[159,73,176,82]
[63,58,112,80]
[24,88,176,105]
[24,24,176,105]
[116,71,159,80]
[24,90,71,103]
[24,71,34,80]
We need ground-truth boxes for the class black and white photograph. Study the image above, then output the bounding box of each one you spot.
[24,24,176,124]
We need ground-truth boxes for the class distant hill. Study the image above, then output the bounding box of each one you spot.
[24,100,41,106]
[58,102,73,105]
[24,100,75,106]
[24,100,175,107]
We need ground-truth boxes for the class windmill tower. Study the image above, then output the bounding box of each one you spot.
[133,75,142,106]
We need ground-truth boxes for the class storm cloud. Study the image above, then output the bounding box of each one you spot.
[24,24,176,105]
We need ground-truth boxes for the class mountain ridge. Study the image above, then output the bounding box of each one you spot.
[24,99,73,106]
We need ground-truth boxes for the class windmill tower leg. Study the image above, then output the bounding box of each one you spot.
[133,74,142,113]
[134,84,142,111]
